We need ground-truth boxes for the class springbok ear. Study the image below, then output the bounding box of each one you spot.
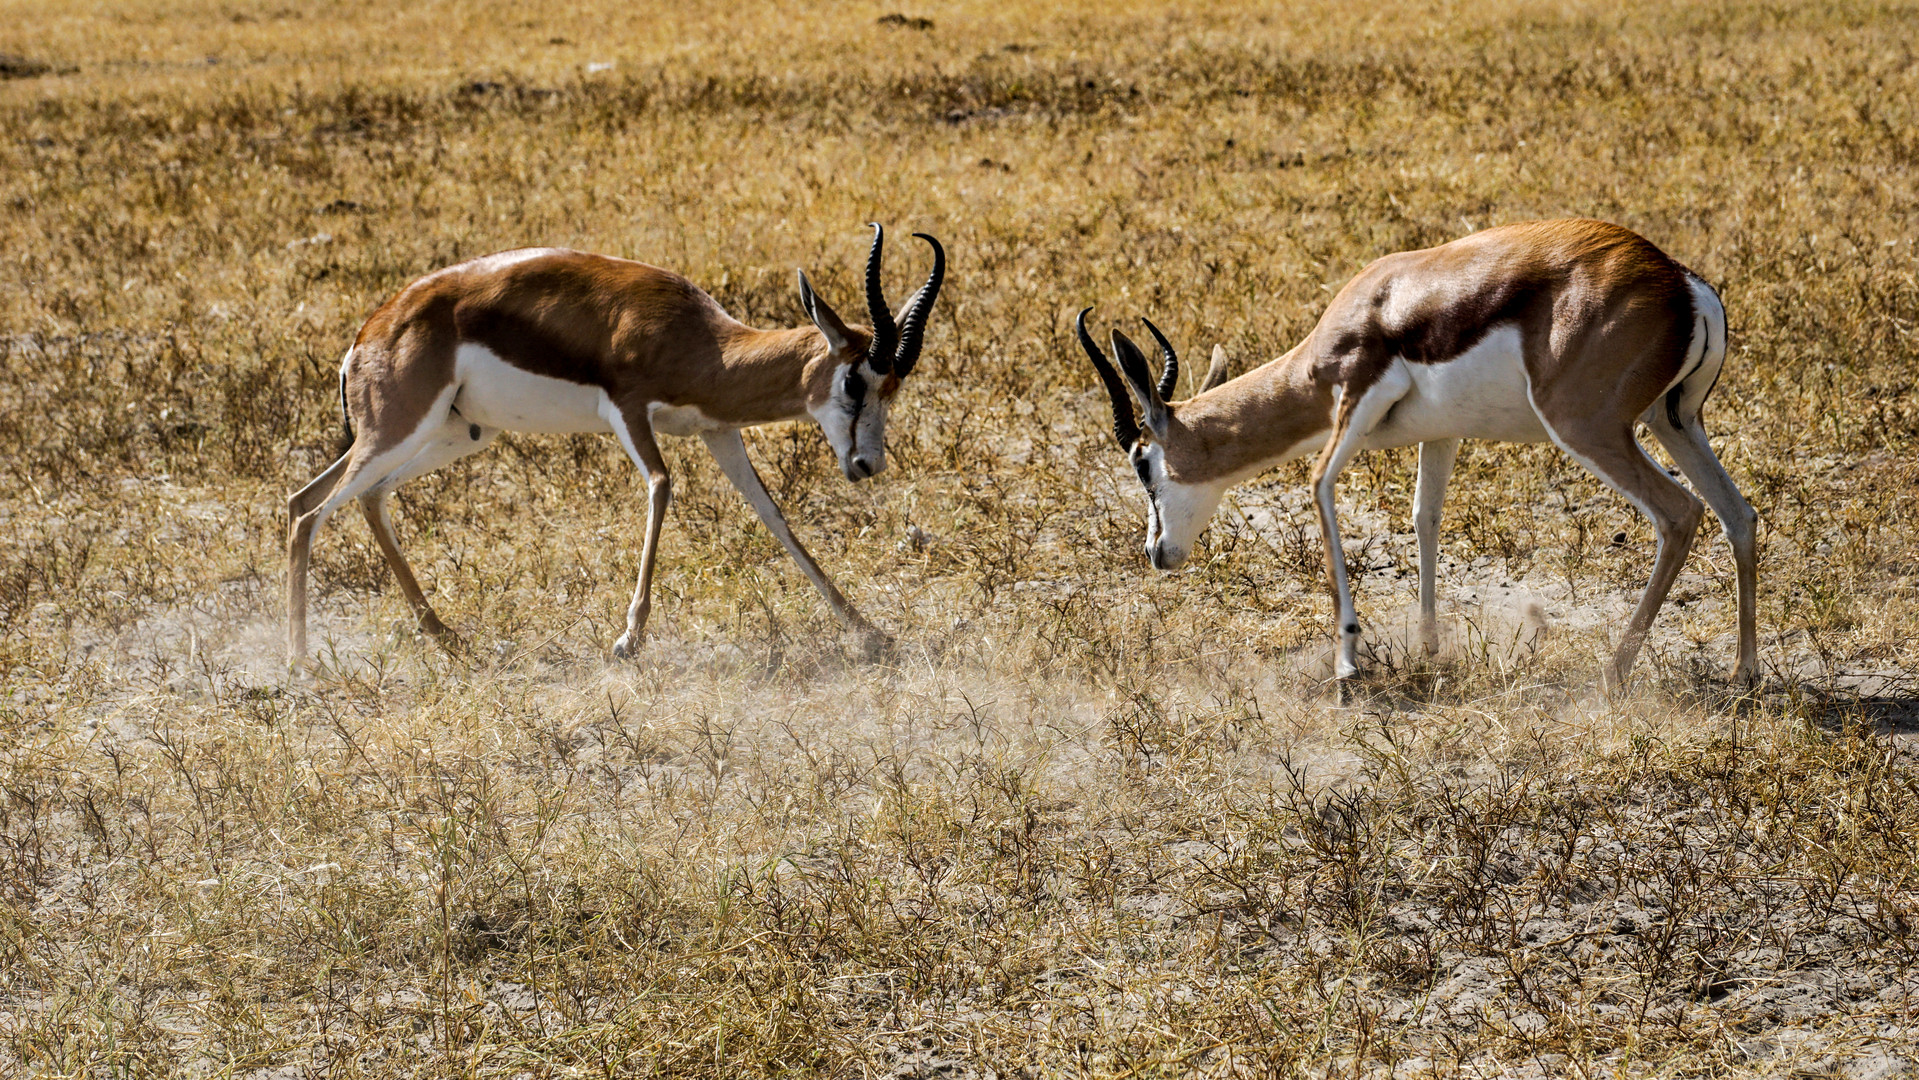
[1200,344,1232,393]
[796,269,854,355]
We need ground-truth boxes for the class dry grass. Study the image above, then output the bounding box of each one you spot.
[3,0,1919,1075]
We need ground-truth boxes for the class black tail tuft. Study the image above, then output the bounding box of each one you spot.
[332,363,354,460]
[1664,379,1687,431]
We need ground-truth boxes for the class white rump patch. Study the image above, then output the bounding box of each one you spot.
[1657,276,1728,424]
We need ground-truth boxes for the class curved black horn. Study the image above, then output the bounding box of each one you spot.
[1076,306,1139,450]
[863,223,898,375]
[892,233,946,378]
[1140,317,1180,400]
[1109,329,1161,412]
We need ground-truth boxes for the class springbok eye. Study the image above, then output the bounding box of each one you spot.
[842,368,868,404]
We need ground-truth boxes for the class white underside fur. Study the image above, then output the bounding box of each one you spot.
[452,344,612,434]
[1363,325,1550,449]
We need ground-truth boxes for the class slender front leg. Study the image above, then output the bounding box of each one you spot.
[610,410,672,659]
[1413,438,1460,656]
[700,429,886,654]
[1312,369,1412,681]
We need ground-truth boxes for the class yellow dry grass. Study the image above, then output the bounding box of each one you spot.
[2,0,1918,1075]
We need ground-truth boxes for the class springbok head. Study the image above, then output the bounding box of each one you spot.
[797,224,946,482]
[1076,307,1233,569]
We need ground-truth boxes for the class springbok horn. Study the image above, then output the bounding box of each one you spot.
[1075,307,1140,450]
[892,233,945,378]
[1140,317,1180,400]
[864,223,898,375]
[1109,329,1168,433]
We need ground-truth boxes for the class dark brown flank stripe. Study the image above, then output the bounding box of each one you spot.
[342,250,875,453]
[293,231,944,668]
[1157,219,1701,487]
[1080,217,1751,691]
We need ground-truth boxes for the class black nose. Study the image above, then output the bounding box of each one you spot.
[850,456,874,480]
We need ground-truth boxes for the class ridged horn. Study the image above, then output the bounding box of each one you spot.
[1140,317,1180,400]
[1075,306,1139,450]
[1109,329,1164,423]
[892,233,945,378]
[863,223,898,375]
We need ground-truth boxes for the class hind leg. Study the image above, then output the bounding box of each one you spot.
[287,387,459,666]
[1648,414,1759,687]
[358,418,500,643]
[288,454,353,667]
[1537,418,1704,692]
[290,453,352,522]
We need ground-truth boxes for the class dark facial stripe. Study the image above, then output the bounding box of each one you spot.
[1131,448,1155,491]
[842,368,868,454]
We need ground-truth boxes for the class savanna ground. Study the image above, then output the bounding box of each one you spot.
[3,0,1919,1075]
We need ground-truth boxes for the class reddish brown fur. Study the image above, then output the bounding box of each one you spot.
[343,250,876,454]
[1163,220,1696,485]
[287,246,897,667]
[1120,219,1752,690]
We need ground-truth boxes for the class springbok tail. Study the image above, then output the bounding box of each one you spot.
[1663,274,1729,429]
[334,347,355,458]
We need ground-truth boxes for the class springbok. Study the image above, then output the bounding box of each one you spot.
[287,225,944,665]
[1076,219,1757,691]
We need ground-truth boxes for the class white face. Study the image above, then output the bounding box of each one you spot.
[1130,438,1228,570]
[811,360,893,482]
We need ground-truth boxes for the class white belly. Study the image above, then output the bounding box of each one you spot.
[1365,325,1550,448]
[452,344,613,434]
